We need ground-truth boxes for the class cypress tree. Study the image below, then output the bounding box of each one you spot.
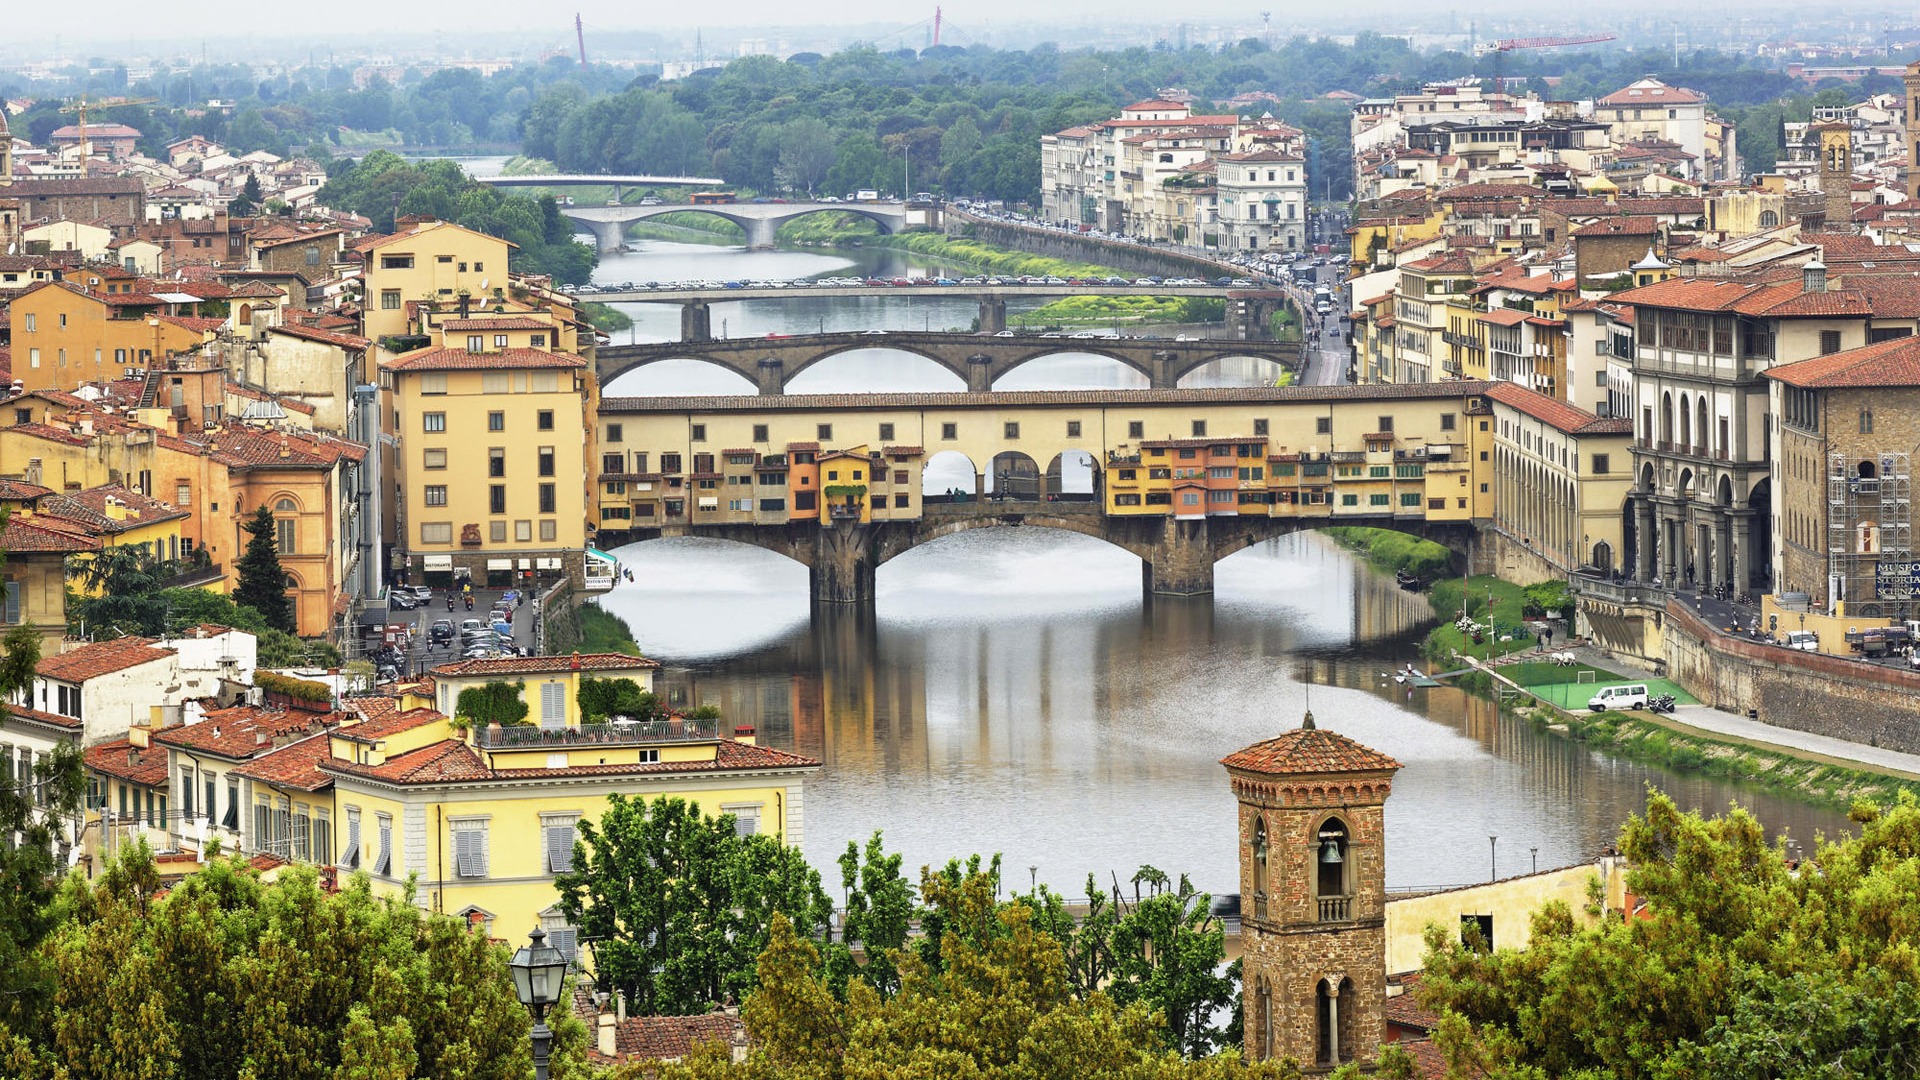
[234,505,295,634]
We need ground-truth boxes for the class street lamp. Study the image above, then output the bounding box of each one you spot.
[510,926,571,1080]
[1488,835,1498,882]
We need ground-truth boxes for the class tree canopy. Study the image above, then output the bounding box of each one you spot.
[1418,791,1920,1079]
[234,505,295,634]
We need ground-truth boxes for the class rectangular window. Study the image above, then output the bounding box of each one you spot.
[537,410,554,431]
[540,519,558,541]
[380,255,413,269]
[878,422,896,441]
[488,411,505,432]
[941,423,958,440]
[1592,454,1610,474]
[752,423,769,442]
[488,449,506,477]
[516,520,533,542]
[180,766,195,817]
[490,486,507,514]
[1820,330,1842,356]
[1440,413,1456,431]
[293,809,311,862]
[1067,421,1083,438]
[538,484,556,514]
[419,372,448,395]
[603,452,625,474]
[661,453,682,473]
[1129,421,1145,438]
[817,423,833,440]
[538,448,556,477]
[420,522,453,544]
[894,494,910,508]
[1341,494,1358,506]
[1316,417,1332,434]
[452,820,489,878]
[1253,419,1269,436]
[424,485,448,506]
[606,423,623,443]
[482,371,509,394]
[277,517,297,555]
[422,412,446,433]
[1191,420,1207,437]
[1005,422,1020,439]
[224,781,238,830]
[544,815,578,874]
[490,521,508,542]
[691,424,706,442]
[345,808,361,868]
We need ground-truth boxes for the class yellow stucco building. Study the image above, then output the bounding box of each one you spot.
[360,220,514,342]
[8,281,220,392]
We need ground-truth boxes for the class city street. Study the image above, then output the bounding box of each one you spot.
[352,587,541,678]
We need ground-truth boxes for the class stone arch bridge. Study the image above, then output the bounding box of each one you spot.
[560,202,911,251]
[606,502,1485,604]
[596,333,1303,393]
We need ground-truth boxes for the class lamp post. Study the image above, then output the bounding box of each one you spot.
[510,927,570,1080]
[1488,835,1498,882]
[1029,864,1038,892]
[1531,847,1538,874]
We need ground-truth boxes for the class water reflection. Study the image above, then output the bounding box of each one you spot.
[599,531,1849,895]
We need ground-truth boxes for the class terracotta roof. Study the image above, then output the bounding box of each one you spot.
[225,381,318,416]
[1607,277,1871,317]
[1385,974,1442,1033]
[1765,334,1920,388]
[430,653,659,678]
[84,737,170,786]
[268,322,370,350]
[1219,725,1402,775]
[439,316,555,331]
[162,426,367,468]
[1479,308,1532,327]
[384,346,585,372]
[1597,79,1705,106]
[323,739,493,784]
[7,703,83,731]
[0,478,54,501]
[157,315,228,334]
[603,383,1497,414]
[150,705,344,760]
[230,732,336,791]
[488,740,821,780]
[40,484,189,533]
[6,421,97,447]
[599,1012,743,1065]
[1403,255,1474,274]
[1485,381,1632,435]
[334,705,444,744]
[1571,215,1659,237]
[38,637,174,682]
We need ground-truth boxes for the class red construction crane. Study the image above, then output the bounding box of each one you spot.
[1473,34,1616,57]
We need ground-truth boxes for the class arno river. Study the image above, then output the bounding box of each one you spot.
[583,228,1849,897]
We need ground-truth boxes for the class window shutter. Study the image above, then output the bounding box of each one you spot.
[540,683,566,729]
[346,812,361,868]
[313,818,331,866]
[375,821,392,875]
[455,826,488,878]
[3,582,18,625]
[545,823,575,874]
[293,813,310,862]
[254,804,269,853]
[547,927,578,963]
[732,809,759,838]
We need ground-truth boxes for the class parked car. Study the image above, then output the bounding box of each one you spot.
[1587,683,1650,712]
[429,620,455,644]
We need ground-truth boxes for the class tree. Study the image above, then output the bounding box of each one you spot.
[233,506,294,634]
[3,845,594,1080]
[556,795,833,1015]
[65,545,182,638]
[454,680,531,728]
[576,677,659,723]
[777,118,837,196]
[0,623,40,703]
[229,172,264,216]
[822,831,915,1000]
[1418,791,1920,1080]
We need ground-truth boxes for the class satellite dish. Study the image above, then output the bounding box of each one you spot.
[478,278,489,291]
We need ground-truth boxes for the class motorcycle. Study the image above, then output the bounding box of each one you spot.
[1647,694,1678,715]
[463,596,474,612]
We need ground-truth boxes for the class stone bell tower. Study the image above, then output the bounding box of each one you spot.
[1223,711,1401,1071]
[1815,120,1854,232]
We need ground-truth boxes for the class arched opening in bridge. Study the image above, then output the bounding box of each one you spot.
[604,358,757,396]
[785,350,966,394]
[597,536,811,658]
[988,451,1042,501]
[992,352,1150,391]
[629,208,748,241]
[923,450,981,502]
[1178,355,1290,388]
[875,525,1146,608]
[1045,451,1099,499]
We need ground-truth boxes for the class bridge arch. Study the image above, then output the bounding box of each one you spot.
[599,353,758,394]
[779,341,969,389]
[987,345,1159,387]
[876,516,1153,568]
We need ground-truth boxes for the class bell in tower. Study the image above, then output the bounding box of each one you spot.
[1222,710,1402,1070]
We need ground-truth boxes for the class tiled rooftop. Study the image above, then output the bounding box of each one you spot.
[1220,724,1402,776]
[38,637,174,683]
[602,383,1496,414]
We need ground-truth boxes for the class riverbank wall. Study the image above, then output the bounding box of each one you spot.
[949,212,1243,281]
[1661,601,1920,753]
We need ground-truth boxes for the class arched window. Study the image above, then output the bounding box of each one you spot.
[1251,817,1269,919]
[1317,976,1355,1067]
[1759,209,1779,228]
[1315,818,1350,922]
[1661,392,1674,443]
[1679,393,1692,449]
[275,498,298,554]
[1257,976,1273,1059]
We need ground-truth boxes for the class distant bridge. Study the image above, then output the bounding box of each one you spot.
[595,331,1302,393]
[560,201,913,251]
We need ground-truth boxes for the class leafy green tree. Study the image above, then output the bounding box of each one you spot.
[454,680,531,727]
[777,118,837,195]
[576,677,659,723]
[0,623,40,703]
[229,172,264,215]
[65,544,180,638]
[822,831,915,1000]
[556,794,834,1015]
[233,506,294,634]
[1419,791,1920,1080]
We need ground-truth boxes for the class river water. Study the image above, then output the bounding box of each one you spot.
[584,232,1850,897]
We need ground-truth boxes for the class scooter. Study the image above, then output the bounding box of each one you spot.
[1647,694,1677,714]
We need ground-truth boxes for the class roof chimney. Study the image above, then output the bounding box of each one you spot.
[570,651,581,671]
[733,725,756,746]
[1804,257,1828,294]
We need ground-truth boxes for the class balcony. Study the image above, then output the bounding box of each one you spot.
[473,718,718,749]
[1317,895,1352,922]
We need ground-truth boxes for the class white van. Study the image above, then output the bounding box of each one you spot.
[1783,630,1819,652]
[1587,683,1650,712]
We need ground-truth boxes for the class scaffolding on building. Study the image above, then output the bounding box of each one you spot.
[1828,451,1913,616]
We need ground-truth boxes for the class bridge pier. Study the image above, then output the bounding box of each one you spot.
[681,301,713,342]
[966,353,994,393]
[744,218,779,250]
[586,219,627,254]
[756,357,786,395]
[811,522,879,603]
[1140,517,1216,596]
[978,298,1007,334]
[1149,351,1179,391]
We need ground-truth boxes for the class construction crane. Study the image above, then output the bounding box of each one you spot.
[57,95,157,176]
[1472,34,1616,57]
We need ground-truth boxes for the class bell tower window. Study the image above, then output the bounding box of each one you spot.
[1251,816,1269,919]
[1316,817,1351,921]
